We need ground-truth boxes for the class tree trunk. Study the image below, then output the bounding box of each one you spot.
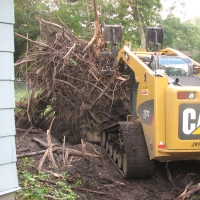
[132,4,146,48]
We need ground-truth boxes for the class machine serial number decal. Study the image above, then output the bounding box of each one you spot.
[143,110,149,118]
[179,104,200,140]
[141,85,149,95]
[191,142,200,147]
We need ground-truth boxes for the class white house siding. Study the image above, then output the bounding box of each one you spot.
[0,0,20,199]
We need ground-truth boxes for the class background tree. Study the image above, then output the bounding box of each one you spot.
[48,0,163,49]
[159,15,200,61]
[109,0,162,48]
[14,0,49,61]
[187,17,200,61]
[14,0,200,62]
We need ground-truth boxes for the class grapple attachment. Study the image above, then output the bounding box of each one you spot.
[99,23,122,75]
[143,25,164,52]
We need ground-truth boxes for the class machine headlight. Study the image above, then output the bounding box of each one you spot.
[188,92,195,99]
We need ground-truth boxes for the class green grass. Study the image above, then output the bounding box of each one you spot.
[16,157,78,200]
[15,82,27,103]
[14,82,42,103]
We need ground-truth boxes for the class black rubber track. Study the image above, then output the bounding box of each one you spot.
[120,121,155,179]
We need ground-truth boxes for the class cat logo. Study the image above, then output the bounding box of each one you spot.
[183,108,200,135]
[179,104,200,140]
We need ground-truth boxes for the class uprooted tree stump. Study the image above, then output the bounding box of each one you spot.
[14,16,131,144]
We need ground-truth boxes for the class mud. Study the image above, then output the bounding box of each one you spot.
[16,131,200,200]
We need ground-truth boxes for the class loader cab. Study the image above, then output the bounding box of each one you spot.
[143,25,192,76]
[151,56,194,76]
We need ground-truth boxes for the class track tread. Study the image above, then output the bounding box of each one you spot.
[120,121,155,179]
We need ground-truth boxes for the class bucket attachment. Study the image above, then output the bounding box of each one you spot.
[99,23,122,75]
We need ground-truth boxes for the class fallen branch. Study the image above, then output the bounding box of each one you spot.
[16,147,30,153]
[37,117,58,171]
[38,179,122,200]
[44,195,62,200]
[32,137,57,149]
[176,182,193,200]
[62,136,66,166]
[63,43,76,59]
[181,183,200,199]
[56,147,101,158]
[47,130,58,169]
[14,58,35,66]
[42,169,62,178]
[90,83,110,109]
[81,139,86,152]
[38,149,49,171]
[64,149,69,166]
[71,186,122,200]
[184,173,196,179]
[14,32,58,52]
[56,16,79,42]
[17,146,101,159]
[165,162,176,188]
[36,17,63,30]
[17,149,48,158]
[55,79,88,98]
[23,126,32,137]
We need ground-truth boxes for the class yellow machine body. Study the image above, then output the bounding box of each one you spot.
[117,45,200,162]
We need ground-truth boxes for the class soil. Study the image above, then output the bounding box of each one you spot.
[16,131,200,200]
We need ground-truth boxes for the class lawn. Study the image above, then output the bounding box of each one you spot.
[14,81,27,102]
